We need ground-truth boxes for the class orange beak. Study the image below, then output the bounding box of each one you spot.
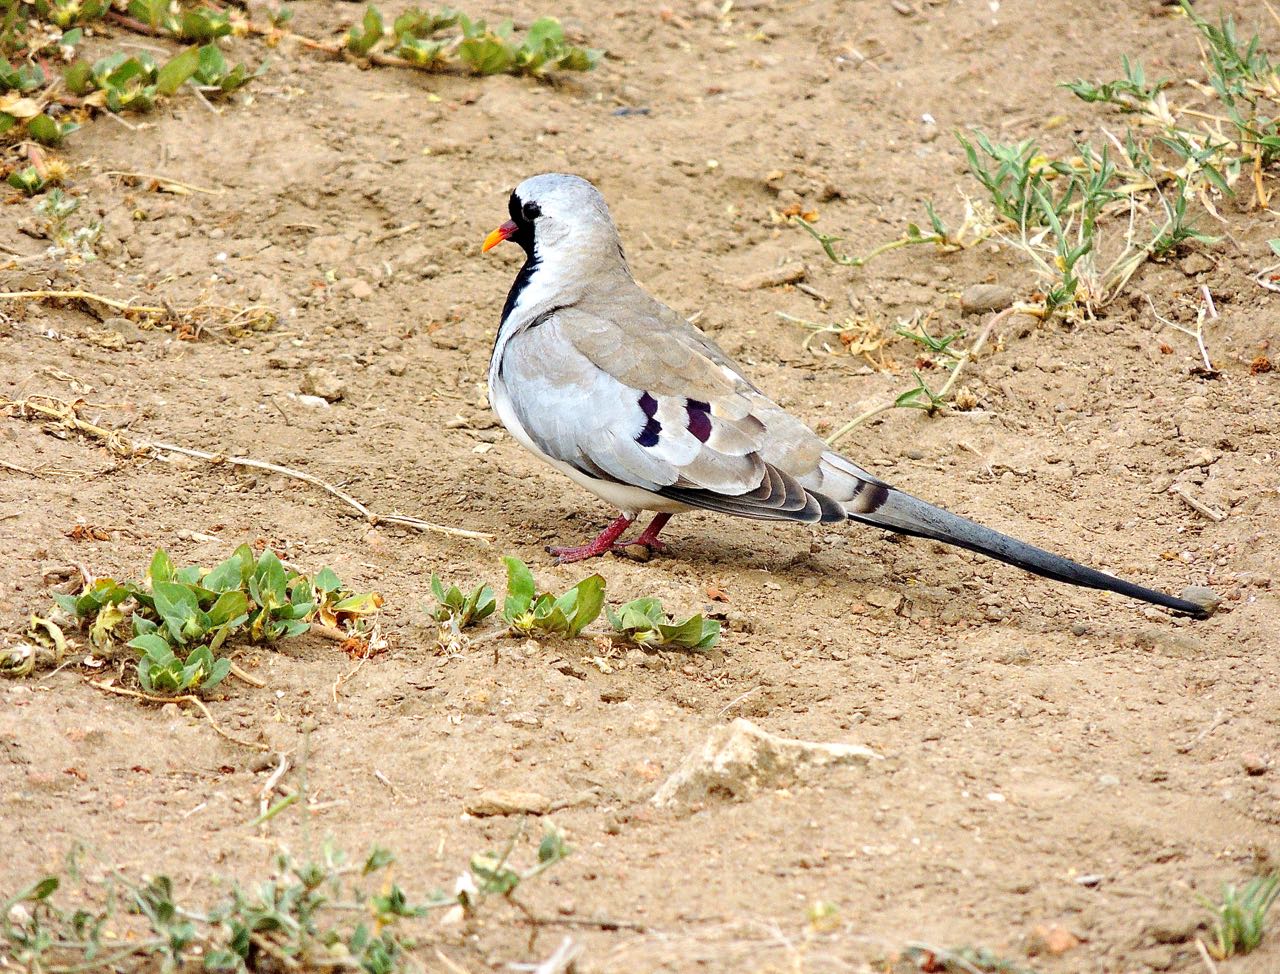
[482,219,519,253]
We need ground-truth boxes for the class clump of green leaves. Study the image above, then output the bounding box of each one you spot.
[457,14,599,75]
[501,556,604,637]
[343,4,600,76]
[1203,872,1280,959]
[794,199,965,270]
[48,545,380,694]
[33,188,100,259]
[2,3,263,152]
[430,574,496,628]
[2,832,570,974]
[606,597,720,650]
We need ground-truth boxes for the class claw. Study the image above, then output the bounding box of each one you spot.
[546,513,674,565]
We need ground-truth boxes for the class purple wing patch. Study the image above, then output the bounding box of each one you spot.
[637,392,661,447]
[686,399,712,443]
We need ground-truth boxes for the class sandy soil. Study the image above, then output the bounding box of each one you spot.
[2,0,1278,971]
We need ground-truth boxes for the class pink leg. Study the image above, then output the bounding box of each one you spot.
[548,514,633,564]
[614,513,673,554]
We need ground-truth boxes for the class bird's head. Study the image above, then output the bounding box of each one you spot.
[482,173,623,264]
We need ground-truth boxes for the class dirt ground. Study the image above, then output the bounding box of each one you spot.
[2,0,1279,971]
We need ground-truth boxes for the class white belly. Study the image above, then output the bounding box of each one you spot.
[489,380,691,519]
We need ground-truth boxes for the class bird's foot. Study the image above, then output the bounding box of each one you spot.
[610,513,673,559]
[547,514,634,564]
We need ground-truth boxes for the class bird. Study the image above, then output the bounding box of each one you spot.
[481,172,1209,619]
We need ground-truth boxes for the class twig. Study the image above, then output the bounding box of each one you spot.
[826,305,1014,448]
[1170,484,1227,522]
[104,10,165,34]
[258,753,290,821]
[2,397,493,543]
[145,441,492,543]
[100,171,222,195]
[0,458,35,475]
[332,650,371,702]
[1176,708,1227,754]
[90,680,269,751]
[373,769,410,803]
[518,915,647,933]
[229,661,267,687]
[1194,937,1220,974]
[520,936,581,974]
[0,289,165,314]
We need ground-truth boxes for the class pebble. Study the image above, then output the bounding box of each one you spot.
[1026,924,1080,956]
[1241,753,1269,776]
[302,368,346,403]
[464,789,551,817]
[1179,252,1214,276]
[960,283,1015,314]
[736,265,806,291]
[1178,585,1221,616]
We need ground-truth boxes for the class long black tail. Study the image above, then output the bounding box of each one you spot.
[849,486,1209,618]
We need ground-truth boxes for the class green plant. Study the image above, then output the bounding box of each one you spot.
[343,4,599,76]
[430,574,496,628]
[33,188,101,259]
[501,556,604,637]
[606,597,720,650]
[793,200,965,269]
[1,831,570,974]
[47,545,380,693]
[1203,872,1280,959]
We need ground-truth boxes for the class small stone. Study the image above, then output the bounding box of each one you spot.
[960,283,1015,314]
[306,234,355,267]
[1143,909,1204,945]
[1241,753,1269,776]
[736,264,806,290]
[1027,924,1080,957]
[302,368,346,403]
[464,789,551,817]
[1097,774,1121,788]
[652,718,882,809]
[1179,585,1221,617]
[347,279,374,300]
[1179,252,1214,276]
[1135,627,1204,659]
[1073,873,1104,887]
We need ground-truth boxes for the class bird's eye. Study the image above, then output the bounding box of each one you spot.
[521,201,541,221]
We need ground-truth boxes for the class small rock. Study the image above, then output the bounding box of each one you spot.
[503,712,541,728]
[1135,627,1204,659]
[464,789,551,817]
[1241,752,1269,776]
[430,330,461,350]
[1144,909,1204,945]
[1179,585,1221,617]
[736,265,806,291]
[1073,873,1104,887]
[1179,252,1214,276]
[1027,924,1080,957]
[651,717,882,809]
[302,368,346,403]
[293,394,330,409]
[1097,774,1121,788]
[306,234,355,267]
[961,283,1015,314]
[347,279,374,300]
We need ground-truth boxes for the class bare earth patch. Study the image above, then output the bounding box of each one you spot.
[2,1,1278,971]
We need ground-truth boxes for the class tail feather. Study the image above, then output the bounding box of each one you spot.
[849,486,1209,619]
